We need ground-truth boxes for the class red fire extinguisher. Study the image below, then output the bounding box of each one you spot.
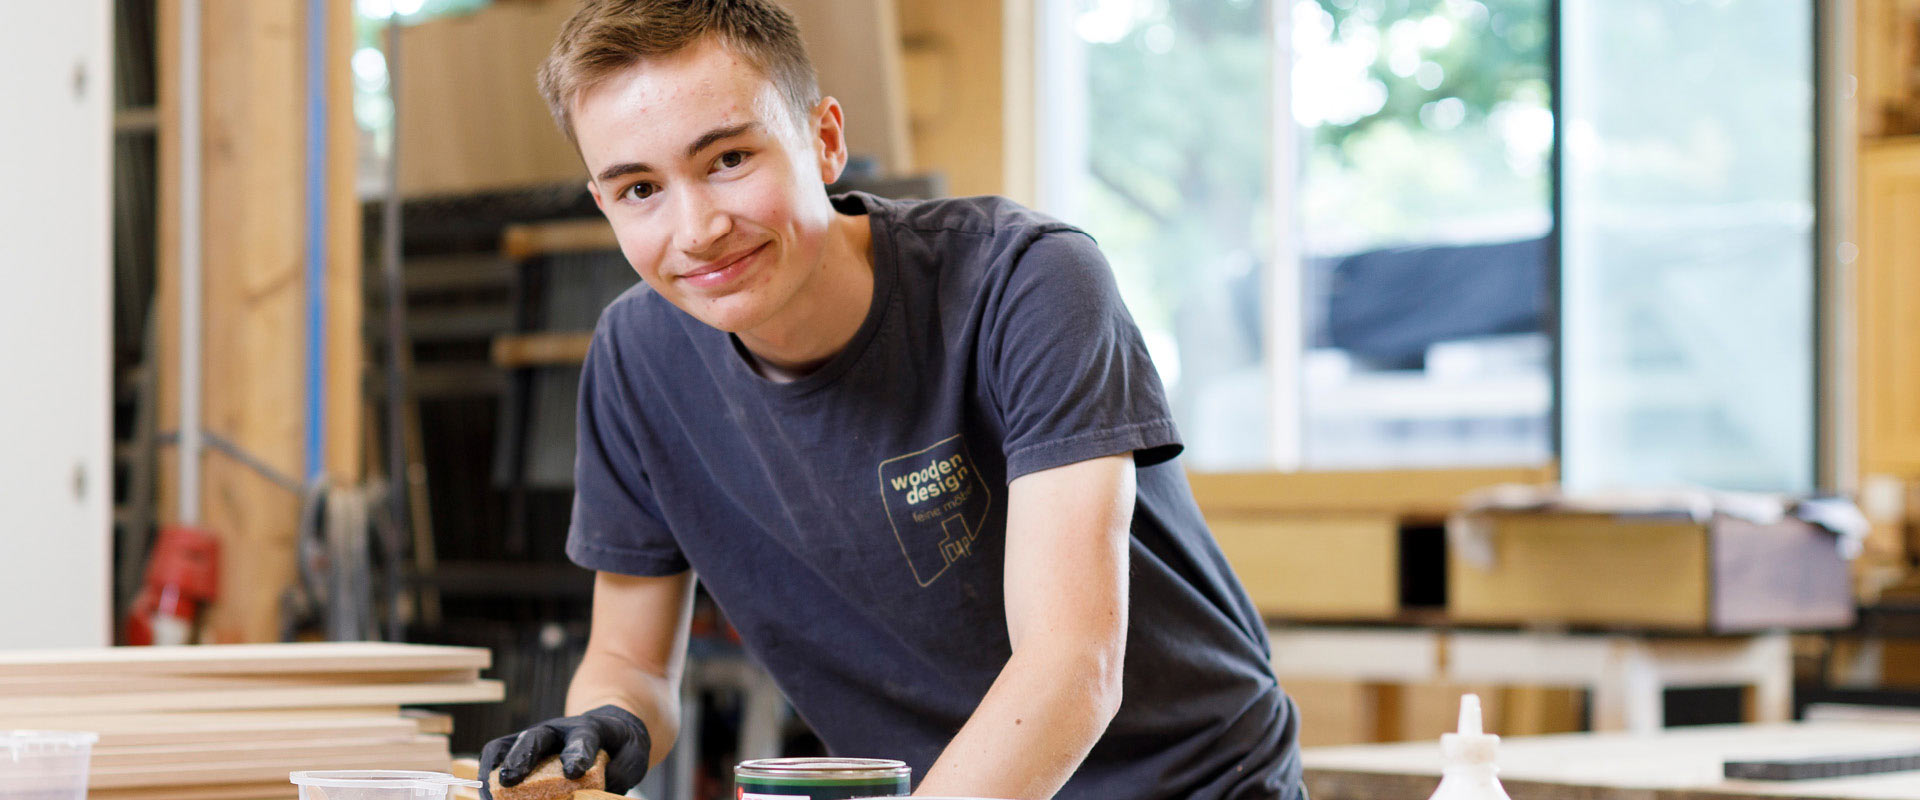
[124,525,220,646]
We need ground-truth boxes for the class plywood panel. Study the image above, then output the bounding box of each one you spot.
[395,0,581,197]
[0,642,489,677]
[897,0,1006,197]
[0,714,419,748]
[396,0,912,198]
[1209,514,1399,619]
[0,678,502,715]
[788,0,911,173]
[1448,514,1709,629]
[0,669,477,696]
[1857,0,1920,138]
[1858,139,1920,474]
[90,734,446,770]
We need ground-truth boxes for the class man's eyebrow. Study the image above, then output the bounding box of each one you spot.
[684,121,759,159]
[596,160,654,184]
[593,122,763,185]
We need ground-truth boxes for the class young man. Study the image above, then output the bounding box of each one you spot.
[479,1,1304,798]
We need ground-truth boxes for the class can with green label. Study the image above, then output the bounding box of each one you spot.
[734,757,911,800]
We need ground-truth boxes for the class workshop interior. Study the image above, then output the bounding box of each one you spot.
[5,1,1920,799]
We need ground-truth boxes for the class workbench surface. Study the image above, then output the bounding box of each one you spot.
[1304,722,1920,800]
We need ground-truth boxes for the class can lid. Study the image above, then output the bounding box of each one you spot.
[736,757,911,779]
[738,758,908,772]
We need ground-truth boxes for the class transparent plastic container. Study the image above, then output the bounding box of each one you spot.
[290,769,483,800]
[0,730,98,800]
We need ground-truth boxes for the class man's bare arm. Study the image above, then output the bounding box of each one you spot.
[566,570,697,768]
[913,454,1133,799]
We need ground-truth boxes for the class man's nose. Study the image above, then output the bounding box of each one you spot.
[673,184,731,256]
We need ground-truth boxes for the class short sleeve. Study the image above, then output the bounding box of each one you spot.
[986,230,1183,480]
[565,318,691,576]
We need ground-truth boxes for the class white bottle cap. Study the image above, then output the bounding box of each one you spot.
[1441,693,1501,764]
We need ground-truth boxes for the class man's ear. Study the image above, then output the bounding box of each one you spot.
[811,96,848,184]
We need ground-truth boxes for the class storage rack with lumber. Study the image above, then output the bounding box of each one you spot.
[0,642,501,799]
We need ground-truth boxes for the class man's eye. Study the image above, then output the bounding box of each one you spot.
[717,151,747,169]
[622,182,657,201]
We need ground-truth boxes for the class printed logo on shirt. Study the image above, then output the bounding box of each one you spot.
[877,434,992,587]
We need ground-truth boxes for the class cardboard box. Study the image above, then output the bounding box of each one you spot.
[1449,512,1853,632]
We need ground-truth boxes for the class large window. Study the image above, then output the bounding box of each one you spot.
[1559,0,1816,493]
[1041,0,1553,472]
[1039,0,1817,490]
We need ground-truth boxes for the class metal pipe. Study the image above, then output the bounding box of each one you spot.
[178,0,203,525]
[305,0,327,483]
[382,11,412,641]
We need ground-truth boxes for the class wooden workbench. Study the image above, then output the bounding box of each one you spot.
[1305,722,1920,800]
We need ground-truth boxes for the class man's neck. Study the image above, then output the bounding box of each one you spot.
[736,210,874,381]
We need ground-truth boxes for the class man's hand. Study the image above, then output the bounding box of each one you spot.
[478,704,651,799]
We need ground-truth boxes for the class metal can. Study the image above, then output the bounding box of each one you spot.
[735,757,912,800]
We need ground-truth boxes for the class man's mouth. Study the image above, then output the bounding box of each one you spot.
[681,243,767,287]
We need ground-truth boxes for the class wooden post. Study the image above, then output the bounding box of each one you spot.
[155,0,361,643]
[325,0,363,485]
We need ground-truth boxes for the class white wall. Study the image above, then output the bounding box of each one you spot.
[0,1,114,649]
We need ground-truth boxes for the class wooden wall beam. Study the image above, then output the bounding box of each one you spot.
[155,0,361,643]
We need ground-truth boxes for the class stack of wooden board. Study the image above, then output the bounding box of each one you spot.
[0,642,502,800]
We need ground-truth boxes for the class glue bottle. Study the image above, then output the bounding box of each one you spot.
[1428,694,1512,800]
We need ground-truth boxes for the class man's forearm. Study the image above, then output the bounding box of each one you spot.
[566,648,683,768]
[914,642,1123,799]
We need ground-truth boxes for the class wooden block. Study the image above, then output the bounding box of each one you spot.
[1389,681,1503,743]
[491,752,609,800]
[0,642,491,678]
[1870,638,1920,688]
[408,709,458,735]
[492,332,593,368]
[1210,514,1399,619]
[1284,679,1385,747]
[1450,512,1708,629]
[501,220,619,260]
[2,679,503,715]
[1448,512,1851,631]
[1501,686,1585,737]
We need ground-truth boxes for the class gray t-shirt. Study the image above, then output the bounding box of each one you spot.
[567,192,1303,800]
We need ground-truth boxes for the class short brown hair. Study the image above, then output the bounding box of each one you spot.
[538,0,822,147]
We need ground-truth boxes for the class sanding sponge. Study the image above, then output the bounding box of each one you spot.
[488,751,609,800]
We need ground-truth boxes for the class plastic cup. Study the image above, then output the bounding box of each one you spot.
[0,730,98,800]
[290,769,483,800]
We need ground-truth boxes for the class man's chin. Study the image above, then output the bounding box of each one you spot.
[678,299,768,336]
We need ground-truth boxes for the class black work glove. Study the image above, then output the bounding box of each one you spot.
[479,704,652,800]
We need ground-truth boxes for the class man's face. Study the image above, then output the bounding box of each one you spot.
[575,38,844,336]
